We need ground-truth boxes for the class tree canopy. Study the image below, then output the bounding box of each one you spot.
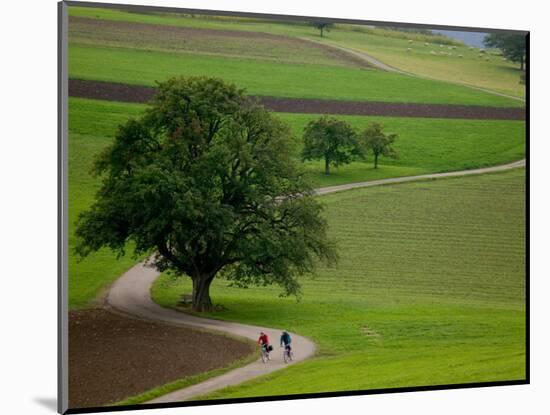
[75,76,337,311]
[301,116,362,175]
[360,122,398,169]
[310,21,334,37]
[484,33,527,71]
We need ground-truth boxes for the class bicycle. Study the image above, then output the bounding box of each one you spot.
[260,344,271,363]
[283,345,293,363]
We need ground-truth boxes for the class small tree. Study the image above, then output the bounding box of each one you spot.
[484,33,527,71]
[75,76,337,312]
[310,21,334,38]
[360,123,398,169]
[301,116,362,175]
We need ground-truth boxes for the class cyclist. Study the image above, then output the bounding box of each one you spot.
[280,330,292,354]
[258,331,271,359]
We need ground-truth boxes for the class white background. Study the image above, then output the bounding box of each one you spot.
[1,0,547,414]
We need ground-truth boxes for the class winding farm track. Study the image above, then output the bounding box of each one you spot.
[106,158,525,404]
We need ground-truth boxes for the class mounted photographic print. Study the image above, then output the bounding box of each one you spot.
[58,1,528,413]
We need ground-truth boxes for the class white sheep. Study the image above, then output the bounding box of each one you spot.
[406,48,412,52]
[458,54,463,58]
[408,39,413,43]
[424,42,429,46]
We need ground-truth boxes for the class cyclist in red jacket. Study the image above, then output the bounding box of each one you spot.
[258,332,271,359]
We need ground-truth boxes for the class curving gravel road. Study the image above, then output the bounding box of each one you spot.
[107,261,316,404]
[106,159,525,403]
[314,159,526,196]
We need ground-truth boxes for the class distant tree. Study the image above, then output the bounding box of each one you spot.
[484,33,527,71]
[75,76,337,312]
[360,123,398,169]
[301,116,362,175]
[310,21,334,37]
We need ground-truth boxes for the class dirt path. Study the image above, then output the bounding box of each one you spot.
[302,38,402,73]
[106,263,316,404]
[315,159,526,196]
[105,158,525,404]
[69,79,525,120]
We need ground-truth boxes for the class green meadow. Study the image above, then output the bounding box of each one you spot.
[68,44,522,108]
[68,99,146,309]
[68,15,352,68]
[69,6,525,99]
[318,33,525,99]
[68,97,524,308]
[279,113,525,186]
[152,169,526,397]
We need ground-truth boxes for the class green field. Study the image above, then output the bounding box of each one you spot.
[152,169,526,397]
[67,97,524,308]
[279,113,525,186]
[68,99,146,309]
[318,33,525,99]
[68,43,522,108]
[69,6,526,99]
[70,99,526,182]
[68,16,357,68]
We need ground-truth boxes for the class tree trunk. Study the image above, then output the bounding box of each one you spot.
[374,153,379,169]
[320,27,324,37]
[324,157,330,175]
[192,275,214,312]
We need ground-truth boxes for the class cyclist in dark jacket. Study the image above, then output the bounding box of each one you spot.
[280,330,292,352]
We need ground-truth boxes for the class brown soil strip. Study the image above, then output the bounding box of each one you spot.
[69,309,254,409]
[70,79,157,104]
[69,79,525,121]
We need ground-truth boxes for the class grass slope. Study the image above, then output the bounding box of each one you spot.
[152,169,526,397]
[68,16,355,69]
[69,6,525,98]
[68,99,146,309]
[68,44,522,108]
[318,33,525,99]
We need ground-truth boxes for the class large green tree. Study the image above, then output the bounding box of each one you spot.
[360,122,398,169]
[484,33,527,71]
[301,116,362,175]
[75,77,337,311]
